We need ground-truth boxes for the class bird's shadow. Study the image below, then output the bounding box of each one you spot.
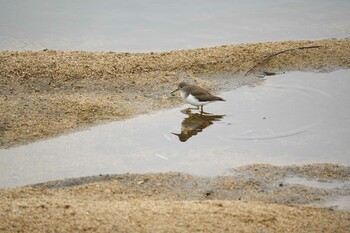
[171,108,225,142]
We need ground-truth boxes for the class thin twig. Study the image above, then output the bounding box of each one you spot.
[244,45,322,77]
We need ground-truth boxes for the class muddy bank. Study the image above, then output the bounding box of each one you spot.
[1,39,350,147]
[1,163,349,232]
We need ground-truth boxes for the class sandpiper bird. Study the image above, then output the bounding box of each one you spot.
[171,82,225,113]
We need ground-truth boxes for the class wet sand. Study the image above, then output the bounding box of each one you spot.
[1,39,350,232]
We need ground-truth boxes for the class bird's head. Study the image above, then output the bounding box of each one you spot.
[171,82,189,94]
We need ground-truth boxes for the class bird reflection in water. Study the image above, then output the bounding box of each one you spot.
[172,108,225,142]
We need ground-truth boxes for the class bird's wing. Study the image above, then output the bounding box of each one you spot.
[186,85,224,102]
[195,93,224,102]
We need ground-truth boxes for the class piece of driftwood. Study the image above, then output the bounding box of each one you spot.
[244,45,322,77]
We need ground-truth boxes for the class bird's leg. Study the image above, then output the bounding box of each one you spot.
[200,106,210,115]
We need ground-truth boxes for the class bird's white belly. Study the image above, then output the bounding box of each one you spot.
[184,94,209,106]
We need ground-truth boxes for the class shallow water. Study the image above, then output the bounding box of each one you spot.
[0,69,350,187]
[285,176,350,210]
[285,177,350,189]
[0,0,349,51]
[323,196,350,211]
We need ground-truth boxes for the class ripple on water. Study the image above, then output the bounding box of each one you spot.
[222,84,331,141]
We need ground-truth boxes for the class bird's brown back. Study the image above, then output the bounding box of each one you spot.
[185,85,225,102]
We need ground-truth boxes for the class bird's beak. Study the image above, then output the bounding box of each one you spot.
[170,88,179,95]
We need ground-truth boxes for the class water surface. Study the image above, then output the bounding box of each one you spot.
[1,69,349,187]
[1,0,349,51]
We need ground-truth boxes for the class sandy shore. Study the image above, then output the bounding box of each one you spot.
[1,39,350,232]
[1,163,350,232]
[1,39,350,148]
